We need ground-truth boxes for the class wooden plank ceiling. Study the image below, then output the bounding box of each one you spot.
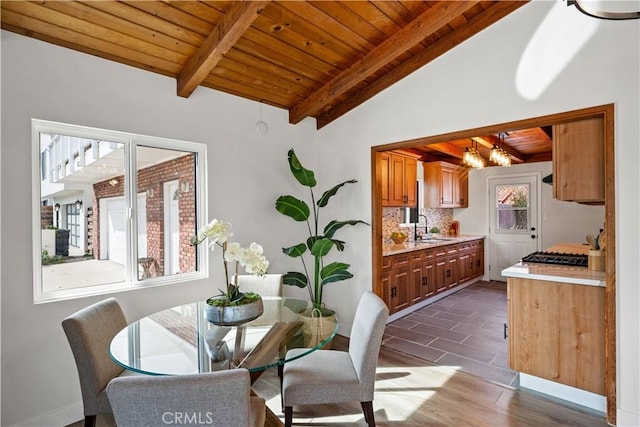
[2,1,552,166]
[1,1,528,128]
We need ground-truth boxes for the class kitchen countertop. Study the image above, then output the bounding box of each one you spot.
[502,263,605,287]
[501,242,605,287]
[383,234,485,256]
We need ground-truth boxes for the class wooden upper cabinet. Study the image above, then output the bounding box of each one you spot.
[424,161,469,208]
[381,151,419,207]
[553,116,605,204]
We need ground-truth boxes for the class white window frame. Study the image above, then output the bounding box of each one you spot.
[32,119,208,303]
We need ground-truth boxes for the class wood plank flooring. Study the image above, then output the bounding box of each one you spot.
[69,281,607,426]
[252,335,606,426]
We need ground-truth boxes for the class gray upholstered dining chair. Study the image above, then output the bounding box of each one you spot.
[61,297,139,427]
[106,369,266,427]
[281,290,389,427]
[236,273,284,297]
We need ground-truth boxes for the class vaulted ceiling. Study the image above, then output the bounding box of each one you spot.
[1,1,555,166]
[1,0,528,129]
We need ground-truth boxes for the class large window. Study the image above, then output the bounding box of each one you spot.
[32,119,208,303]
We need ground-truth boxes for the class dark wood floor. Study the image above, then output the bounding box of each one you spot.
[382,280,519,387]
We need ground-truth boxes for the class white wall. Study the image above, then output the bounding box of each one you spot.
[0,31,318,426]
[1,0,639,425]
[455,161,606,253]
[315,2,639,425]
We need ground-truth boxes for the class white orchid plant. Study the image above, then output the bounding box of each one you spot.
[191,219,269,306]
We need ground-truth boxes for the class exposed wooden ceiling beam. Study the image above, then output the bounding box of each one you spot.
[423,142,466,159]
[315,1,528,129]
[288,1,480,124]
[177,0,269,98]
[472,136,526,163]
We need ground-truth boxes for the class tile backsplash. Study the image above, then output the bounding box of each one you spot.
[382,207,453,243]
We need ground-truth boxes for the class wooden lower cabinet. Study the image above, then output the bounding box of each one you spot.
[383,238,484,314]
[507,277,605,395]
[382,254,411,314]
[434,257,448,294]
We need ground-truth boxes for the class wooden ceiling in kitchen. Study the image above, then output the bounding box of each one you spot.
[404,126,553,166]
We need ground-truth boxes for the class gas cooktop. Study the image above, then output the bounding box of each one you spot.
[520,251,588,267]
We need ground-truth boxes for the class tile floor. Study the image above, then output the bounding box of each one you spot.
[382,280,519,387]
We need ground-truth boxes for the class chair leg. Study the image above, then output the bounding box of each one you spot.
[284,406,293,427]
[278,364,284,409]
[84,415,96,427]
[361,401,375,427]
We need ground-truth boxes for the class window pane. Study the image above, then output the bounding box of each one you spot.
[40,133,126,291]
[35,119,207,302]
[135,146,197,280]
[496,184,530,231]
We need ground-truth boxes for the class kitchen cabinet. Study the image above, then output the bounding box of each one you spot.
[410,249,435,303]
[445,249,459,289]
[423,161,468,208]
[507,277,605,395]
[469,240,484,278]
[382,254,411,313]
[552,116,604,204]
[458,247,472,284]
[381,151,419,207]
[410,252,424,305]
[383,238,484,314]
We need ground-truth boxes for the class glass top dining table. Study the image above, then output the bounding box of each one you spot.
[109,297,339,376]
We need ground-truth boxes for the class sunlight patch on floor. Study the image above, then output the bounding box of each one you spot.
[373,364,460,422]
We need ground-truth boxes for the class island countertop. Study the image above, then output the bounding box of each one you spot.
[501,242,605,287]
[383,234,485,256]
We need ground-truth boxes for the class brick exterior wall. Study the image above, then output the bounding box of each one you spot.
[40,205,54,229]
[93,153,196,279]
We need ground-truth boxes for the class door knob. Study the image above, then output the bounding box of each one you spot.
[531,235,536,239]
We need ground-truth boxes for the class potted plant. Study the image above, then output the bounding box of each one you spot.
[191,219,270,325]
[275,149,367,343]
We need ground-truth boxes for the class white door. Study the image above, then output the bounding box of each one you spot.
[164,181,180,275]
[488,175,540,281]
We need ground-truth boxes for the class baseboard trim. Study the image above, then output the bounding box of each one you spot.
[8,401,82,427]
[388,277,480,323]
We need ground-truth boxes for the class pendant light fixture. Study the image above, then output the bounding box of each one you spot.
[463,139,485,169]
[490,133,511,167]
[568,0,640,20]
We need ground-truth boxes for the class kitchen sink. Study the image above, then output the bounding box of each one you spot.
[421,237,455,242]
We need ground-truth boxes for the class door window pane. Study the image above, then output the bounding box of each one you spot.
[496,184,530,231]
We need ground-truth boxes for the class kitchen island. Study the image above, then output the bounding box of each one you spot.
[502,243,606,413]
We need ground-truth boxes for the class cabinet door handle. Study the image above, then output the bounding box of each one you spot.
[446,269,451,278]
[504,323,508,339]
[422,277,427,286]
[477,260,481,267]
[391,286,396,298]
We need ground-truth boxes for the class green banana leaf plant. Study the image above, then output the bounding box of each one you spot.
[275,148,368,312]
